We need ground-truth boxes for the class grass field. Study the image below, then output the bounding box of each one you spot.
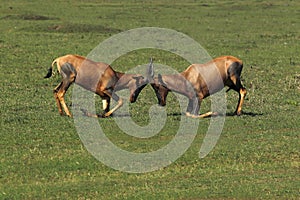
[0,0,299,199]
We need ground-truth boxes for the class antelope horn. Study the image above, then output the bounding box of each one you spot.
[146,57,154,81]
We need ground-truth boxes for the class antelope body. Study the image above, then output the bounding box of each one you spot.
[45,54,149,117]
[150,56,247,118]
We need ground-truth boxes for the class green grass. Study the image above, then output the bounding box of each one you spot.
[0,0,299,199]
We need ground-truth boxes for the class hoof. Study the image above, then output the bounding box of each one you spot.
[211,112,219,117]
[81,109,98,118]
[234,111,242,116]
[103,113,113,118]
[80,108,88,116]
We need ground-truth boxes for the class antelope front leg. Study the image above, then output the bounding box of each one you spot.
[103,93,123,117]
[192,111,219,118]
[80,97,115,118]
[102,96,111,114]
[102,99,109,111]
[186,97,200,117]
[185,98,194,117]
[81,109,99,118]
[186,97,218,118]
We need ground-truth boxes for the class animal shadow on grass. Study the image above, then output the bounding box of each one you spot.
[78,106,262,119]
[167,111,263,118]
[226,111,263,117]
[80,108,133,118]
[80,108,111,118]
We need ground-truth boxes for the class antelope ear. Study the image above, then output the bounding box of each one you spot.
[158,74,167,88]
[158,74,164,84]
[157,74,163,83]
[146,57,154,82]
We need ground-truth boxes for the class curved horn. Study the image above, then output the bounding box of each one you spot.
[146,57,154,81]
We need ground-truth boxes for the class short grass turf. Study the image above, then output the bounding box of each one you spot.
[0,0,299,199]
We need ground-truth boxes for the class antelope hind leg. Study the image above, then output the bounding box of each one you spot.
[53,82,64,115]
[235,88,247,116]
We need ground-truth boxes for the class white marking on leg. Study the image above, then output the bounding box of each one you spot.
[102,99,108,111]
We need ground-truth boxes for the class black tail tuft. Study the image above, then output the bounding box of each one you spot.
[44,67,52,78]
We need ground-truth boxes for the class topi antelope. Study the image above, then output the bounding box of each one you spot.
[150,56,247,118]
[45,54,152,117]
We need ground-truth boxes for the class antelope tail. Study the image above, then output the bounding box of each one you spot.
[44,58,59,78]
